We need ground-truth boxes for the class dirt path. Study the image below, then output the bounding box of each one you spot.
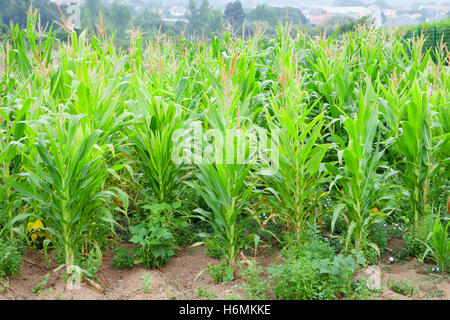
[0,245,279,300]
[378,259,450,300]
[1,245,448,300]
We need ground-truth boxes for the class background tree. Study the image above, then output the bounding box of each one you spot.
[33,0,59,28]
[105,1,132,37]
[224,0,245,33]
[205,8,225,35]
[186,0,201,36]
[247,5,277,26]
[134,8,165,34]
[81,0,103,32]
[199,0,211,23]
[325,15,370,37]
[273,7,308,26]
[0,0,59,29]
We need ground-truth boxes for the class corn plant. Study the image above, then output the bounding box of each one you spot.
[421,214,450,272]
[0,9,449,281]
[258,32,330,243]
[0,17,49,239]
[7,10,55,79]
[330,83,395,252]
[0,98,32,240]
[262,95,328,243]
[127,79,185,203]
[396,81,446,231]
[303,31,359,137]
[187,162,257,269]
[7,113,118,282]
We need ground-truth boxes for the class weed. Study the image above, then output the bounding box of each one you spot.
[130,222,176,269]
[141,274,153,294]
[196,286,218,300]
[388,278,417,297]
[111,247,135,270]
[0,277,9,293]
[240,259,269,300]
[207,259,235,284]
[0,240,23,277]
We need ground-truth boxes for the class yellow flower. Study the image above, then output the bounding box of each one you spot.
[27,222,34,233]
[27,220,45,241]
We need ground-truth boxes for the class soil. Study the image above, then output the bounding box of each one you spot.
[377,237,450,300]
[378,259,450,300]
[0,243,448,300]
[0,244,280,300]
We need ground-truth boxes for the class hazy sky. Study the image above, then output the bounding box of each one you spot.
[156,0,449,10]
[237,0,448,6]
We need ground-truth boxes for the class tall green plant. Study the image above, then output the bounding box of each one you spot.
[0,98,32,240]
[7,114,118,282]
[187,162,257,268]
[421,215,450,272]
[396,81,444,231]
[330,84,394,252]
[127,83,185,203]
[263,94,328,243]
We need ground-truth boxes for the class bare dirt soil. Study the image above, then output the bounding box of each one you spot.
[0,243,448,300]
[0,245,280,300]
[378,259,450,300]
[377,237,450,300]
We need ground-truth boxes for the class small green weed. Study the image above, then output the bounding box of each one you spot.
[240,259,269,300]
[130,222,176,269]
[207,259,235,283]
[112,246,135,270]
[388,278,417,297]
[141,274,153,293]
[196,286,218,300]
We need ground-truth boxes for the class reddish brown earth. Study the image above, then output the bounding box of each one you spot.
[0,243,448,300]
[378,237,450,300]
[0,245,280,300]
[378,259,450,300]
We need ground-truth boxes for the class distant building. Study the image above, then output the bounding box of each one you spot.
[322,6,369,19]
[268,2,447,29]
[305,6,369,26]
[169,6,187,17]
[367,5,382,28]
[419,5,450,22]
[309,8,327,15]
[50,0,83,5]
[419,5,450,14]
[384,14,418,27]
[307,14,331,26]
[305,8,330,26]
[162,18,188,24]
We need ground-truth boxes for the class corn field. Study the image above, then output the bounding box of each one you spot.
[0,11,449,300]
